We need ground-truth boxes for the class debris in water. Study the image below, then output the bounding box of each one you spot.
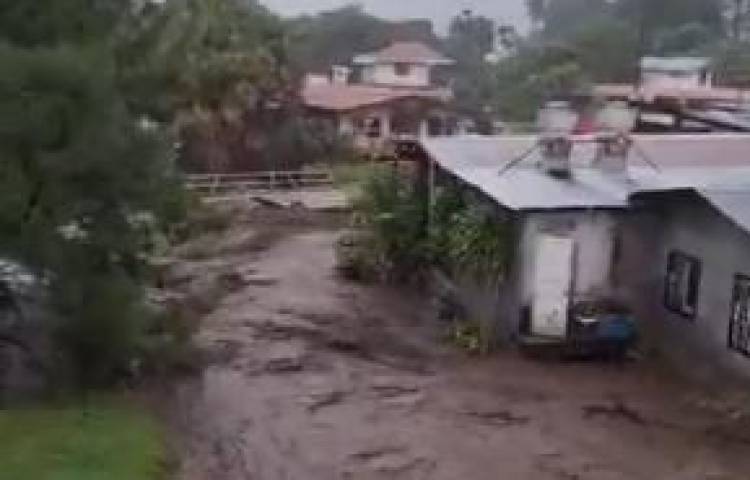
[582,401,646,425]
[463,409,530,427]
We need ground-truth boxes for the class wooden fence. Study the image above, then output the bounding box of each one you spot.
[185,170,334,196]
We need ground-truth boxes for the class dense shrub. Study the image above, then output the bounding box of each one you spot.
[343,168,512,286]
[349,166,431,281]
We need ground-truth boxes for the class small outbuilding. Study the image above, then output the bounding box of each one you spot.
[419,133,750,381]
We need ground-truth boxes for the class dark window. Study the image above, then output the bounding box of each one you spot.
[364,117,382,138]
[729,275,750,356]
[427,117,443,137]
[664,250,702,318]
[609,231,623,287]
[394,62,411,77]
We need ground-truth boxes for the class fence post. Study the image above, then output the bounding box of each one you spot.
[211,174,220,196]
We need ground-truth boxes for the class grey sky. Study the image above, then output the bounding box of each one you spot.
[259,0,529,34]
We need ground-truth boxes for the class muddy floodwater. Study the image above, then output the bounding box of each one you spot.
[162,213,750,480]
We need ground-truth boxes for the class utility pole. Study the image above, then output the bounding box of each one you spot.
[634,0,648,87]
[736,0,747,42]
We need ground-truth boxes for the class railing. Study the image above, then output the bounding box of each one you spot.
[185,170,334,196]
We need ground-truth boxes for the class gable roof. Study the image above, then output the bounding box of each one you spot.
[302,83,451,112]
[699,190,750,233]
[420,135,750,214]
[353,42,454,66]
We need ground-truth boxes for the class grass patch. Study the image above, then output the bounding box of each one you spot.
[0,398,166,480]
[331,162,388,200]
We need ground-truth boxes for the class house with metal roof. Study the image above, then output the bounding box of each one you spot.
[301,41,457,154]
[593,56,750,133]
[418,132,750,381]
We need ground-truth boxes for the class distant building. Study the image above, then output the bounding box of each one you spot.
[640,56,713,90]
[302,42,458,154]
[353,41,454,88]
[594,56,750,133]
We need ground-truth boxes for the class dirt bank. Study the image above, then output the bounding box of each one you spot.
[163,211,750,480]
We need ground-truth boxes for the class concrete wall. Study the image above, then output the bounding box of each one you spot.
[431,166,750,381]
[617,194,750,382]
[517,210,620,306]
[362,64,430,87]
[433,206,621,342]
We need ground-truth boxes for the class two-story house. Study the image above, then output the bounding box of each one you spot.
[302,42,457,153]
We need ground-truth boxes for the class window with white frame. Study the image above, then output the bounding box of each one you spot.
[729,274,750,356]
[664,250,701,318]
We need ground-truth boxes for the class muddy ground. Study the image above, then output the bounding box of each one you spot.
[161,206,750,480]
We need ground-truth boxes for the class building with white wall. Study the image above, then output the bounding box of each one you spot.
[302,42,456,154]
[416,133,750,382]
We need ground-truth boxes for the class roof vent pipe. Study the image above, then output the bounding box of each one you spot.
[595,101,638,175]
[537,101,578,179]
[595,134,632,175]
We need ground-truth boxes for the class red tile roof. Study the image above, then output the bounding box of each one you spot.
[302,83,452,112]
[354,42,454,65]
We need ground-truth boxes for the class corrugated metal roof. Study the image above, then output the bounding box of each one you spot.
[421,135,750,213]
[698,190,750,233]
[421,136,628,210]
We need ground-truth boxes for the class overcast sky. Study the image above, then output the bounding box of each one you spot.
[259,0,529,34]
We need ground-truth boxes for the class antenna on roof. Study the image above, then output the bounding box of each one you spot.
[501,101,580,178]
[630,141,662,172]
[498,142,540,176]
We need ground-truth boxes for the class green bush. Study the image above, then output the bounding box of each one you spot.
[444,205,513,284]
[351,166,431,281]
[52,268,149,387]
[449,321,483,355]
[335,231,381,282]
[345,169,512,288]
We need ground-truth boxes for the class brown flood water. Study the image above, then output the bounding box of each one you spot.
[162,223,750,480]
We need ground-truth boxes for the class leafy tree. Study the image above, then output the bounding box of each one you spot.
[0,40,183,385]
[725,0,750,40]
[536,0,610,39]
[652,22,715,55]
[117,0,296,172]
[526,0,549,30]
[446,10,496,63]
[616,0,725,39]
[713,41,750,86]
[117,0,288,121]
[487,44,590,122]
[0,0,124,47]
[444,11,499,126]
[0,0,190,386]
[567,18,639,82]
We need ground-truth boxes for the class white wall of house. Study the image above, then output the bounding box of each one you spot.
[518,210,618,306]
[641,70,712,90]
[361,63,430,87]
